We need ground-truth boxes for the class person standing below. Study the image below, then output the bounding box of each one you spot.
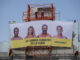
[11,27,23,40]
[53,25,67,39]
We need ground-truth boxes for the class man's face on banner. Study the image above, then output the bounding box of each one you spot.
[57,26,63,34]
[14,28,19,37]
[42,25,48,34]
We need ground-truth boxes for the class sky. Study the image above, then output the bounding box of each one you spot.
[0,0,80,42]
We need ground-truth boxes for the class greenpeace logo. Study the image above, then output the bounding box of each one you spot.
[54,41,66,44]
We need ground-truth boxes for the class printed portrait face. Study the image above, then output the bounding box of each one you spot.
[14,27,19,37]
[28,27,34,35]
[57,26,63,34]
[42,24,48,34]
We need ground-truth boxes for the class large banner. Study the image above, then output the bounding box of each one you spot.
[10,21,73,48]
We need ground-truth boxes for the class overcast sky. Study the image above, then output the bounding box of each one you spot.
[0,0,80,42]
